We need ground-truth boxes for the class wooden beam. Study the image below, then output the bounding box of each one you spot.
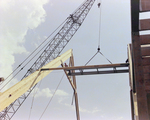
[61,63,76,91]
[140,19,150,31]
[140,34,150,45]
[70,55,80,120]
[41,63,129,71]
[141,46,150,56]
[140,0,150,11]
[142,57,150,66]
[128,44,136,93]
[0,49,72,112]
[143,65,150,74]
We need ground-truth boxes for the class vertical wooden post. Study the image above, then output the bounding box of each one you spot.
[70,55,80,120]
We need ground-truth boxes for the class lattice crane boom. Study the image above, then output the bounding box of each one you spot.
[0,49,72,112]
[0,0,95,119]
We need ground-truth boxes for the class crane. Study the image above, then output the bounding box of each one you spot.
[0,49,72,112]
[0,0,96,119]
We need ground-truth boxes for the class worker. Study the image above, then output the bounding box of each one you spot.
[98,3,101,8]
[65,63,68,67]
[64,63,71,75]
[126,59,128,63]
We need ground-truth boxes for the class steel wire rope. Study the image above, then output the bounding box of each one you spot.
[85,1,113,66]
[39,74,65,120]
[85,52,99,66]
[97,1,114,66]
[98,51,116,70]
[0,18,68,90]
[99,52,112,64]
[28,71,64,120]
[28,79,43,120]
[85,50,113,65]
[98,0,102,49]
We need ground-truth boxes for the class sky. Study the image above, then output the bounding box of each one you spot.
[0,0,134,120]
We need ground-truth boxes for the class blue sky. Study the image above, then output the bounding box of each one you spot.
[0,0,133,120]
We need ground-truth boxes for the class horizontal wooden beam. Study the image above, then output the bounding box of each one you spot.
[140,0,150,11]
[143,65,150,74]
[140,19,150,30]
[140,34,150,45]
[141,46,150,56]
[142,57,150,65]
[41,63,129,71]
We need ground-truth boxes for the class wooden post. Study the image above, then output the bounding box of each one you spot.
[70,55,80,120]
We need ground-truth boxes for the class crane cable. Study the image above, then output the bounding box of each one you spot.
[98,0,102,50]
[28,80,43,120]
[39,74,65,120]
[0,18,68,90]
[85,1,113,66]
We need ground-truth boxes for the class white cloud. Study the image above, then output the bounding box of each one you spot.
[91,107,101,114]
[0,0,49,90]
[79,106,101,114]
[33,88,68,98]
[32,35,48,48]
[55,89,69,96]
[64,103,101,114]
[117,117,124,120]
[33,88,52,98]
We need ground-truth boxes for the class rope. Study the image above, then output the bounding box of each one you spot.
[39,74,65,120]
[0,18,68,90]
[99,52,112,64]
[85,52,99,66]
[98,0,102,49]
[28,80,43,120]
[85,50,112,66]
[85,0,113,66]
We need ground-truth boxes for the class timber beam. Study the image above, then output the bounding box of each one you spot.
[41,63,129,76]
[61,63,76,91]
